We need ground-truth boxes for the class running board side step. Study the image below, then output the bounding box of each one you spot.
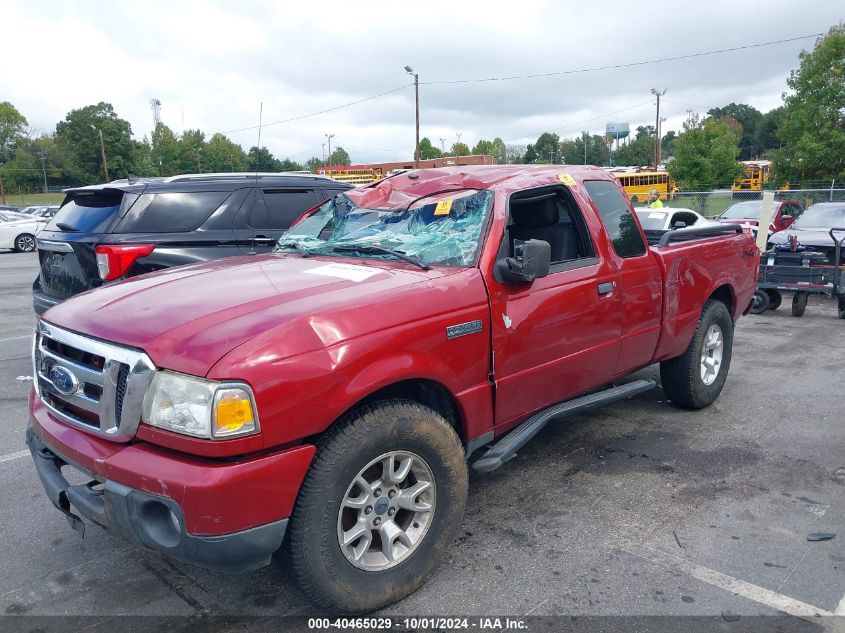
[471,379,656,474]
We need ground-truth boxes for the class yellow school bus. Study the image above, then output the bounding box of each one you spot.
[731,160,772,191]
[316,166,384,186]
[612,169,678,204]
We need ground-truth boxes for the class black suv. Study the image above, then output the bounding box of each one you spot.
[33,173,352,314]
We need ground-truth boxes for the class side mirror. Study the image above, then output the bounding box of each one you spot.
[496,239,551,283]
[671,221,687,229]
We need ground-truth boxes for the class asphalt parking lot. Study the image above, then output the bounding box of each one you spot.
[0,250,843,626]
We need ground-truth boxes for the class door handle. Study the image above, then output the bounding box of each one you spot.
[597,281,615,295]
[253,235,276,245]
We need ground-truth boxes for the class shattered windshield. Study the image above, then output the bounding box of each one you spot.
[277,189,493,267]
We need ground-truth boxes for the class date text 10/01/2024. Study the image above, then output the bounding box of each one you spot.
[307,617,528,630]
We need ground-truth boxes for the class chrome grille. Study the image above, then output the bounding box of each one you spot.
[33,322,156,441]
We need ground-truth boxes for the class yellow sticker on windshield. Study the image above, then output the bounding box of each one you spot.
[558,174,576,187]
[434,199,453,216]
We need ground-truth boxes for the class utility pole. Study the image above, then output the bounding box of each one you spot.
[439,138,446,156]
[321,143,326,167]
[37,152,48,193]
[651,88,666,170]
[404,66,420,168]
[325,133,335,168]
[195,147,201,173]
[98,129,110,181]
[0,173,6,204]
[583,131,588,165]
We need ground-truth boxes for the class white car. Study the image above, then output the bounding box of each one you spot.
[0,215,49,252]
[634,207,715,231]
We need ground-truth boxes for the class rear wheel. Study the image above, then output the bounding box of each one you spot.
[14,233,35,253]
[660,299,733,409]
[765,289,782,310]
[288,400,468,613]
[791,292,808,317]
[750,289,770,314]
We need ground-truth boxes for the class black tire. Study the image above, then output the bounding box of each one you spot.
[288,399,468,613]
[765,289,782,310]
[14,233,36,253]
[660,299,733,409]
[750,289,770,314]
[838,296,845,320]
[791,292,807,317]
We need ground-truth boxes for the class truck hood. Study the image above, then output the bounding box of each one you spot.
[43,254,465,376]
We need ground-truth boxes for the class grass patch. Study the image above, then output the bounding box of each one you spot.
[2,192,65,207]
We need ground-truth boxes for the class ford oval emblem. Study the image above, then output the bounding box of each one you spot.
[48,365,78,395]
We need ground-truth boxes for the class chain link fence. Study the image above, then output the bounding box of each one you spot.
[666,187,845,217]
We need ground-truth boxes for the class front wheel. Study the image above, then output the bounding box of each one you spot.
[660,299,733,409]
[288,400,468,613]
[14,233,36,253]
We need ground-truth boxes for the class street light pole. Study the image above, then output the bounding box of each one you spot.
[325,133,335,168]
[651,88,666,170]
[37,152,48,192]
[404,65,420,168]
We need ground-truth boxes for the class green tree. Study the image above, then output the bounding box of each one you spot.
[55,102,137,183]
[472,139,495,156]
[329,146,351,166]
[613,133,655,167]
[278,158,305,171]
[773,24,845,183]
[247,146,280,171]
[150,123,181,175]
[178,129,206,173]
[490,137,507,163]
[450,142,470,157]
[305,156,322,172]
[0,101,28,161]
[661,130,677,160]
[533,132,560,162]
[560,133,611,165]
[708,103,764,160]
[755,107,784,155]
[204,133,248,173]
[418,137,442,160]
[668,113,743,188]
[523,144,538,163]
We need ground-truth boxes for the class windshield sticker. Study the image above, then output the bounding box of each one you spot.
[304,263,380,282]
[434,199,453,216]
[558,174,577,187]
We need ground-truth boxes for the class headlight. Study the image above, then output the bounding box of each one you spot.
[142,371,259,439]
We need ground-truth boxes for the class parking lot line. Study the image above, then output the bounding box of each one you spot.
[618,540,832,619]
[0,449,29,464]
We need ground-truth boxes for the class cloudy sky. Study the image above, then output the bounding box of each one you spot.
[4,1,842,164]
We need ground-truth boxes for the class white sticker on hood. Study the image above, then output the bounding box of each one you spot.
[304,263,380,282]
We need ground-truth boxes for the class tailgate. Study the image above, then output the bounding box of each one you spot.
[37,234,104,300]
[36,189,130,301]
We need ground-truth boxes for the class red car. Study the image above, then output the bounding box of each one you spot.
[717,198,804,236]
[26,165,758,612]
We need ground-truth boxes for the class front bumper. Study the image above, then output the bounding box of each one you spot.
[27,424,290,574]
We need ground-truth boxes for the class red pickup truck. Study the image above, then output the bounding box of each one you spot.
[27,165,757,612]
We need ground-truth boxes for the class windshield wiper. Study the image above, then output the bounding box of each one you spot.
[276,240,311,257]
[55,222,79,232]
[331,244,430,270]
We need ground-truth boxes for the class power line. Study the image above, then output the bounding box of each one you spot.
[222,84,413,135]
[421,33,823,85]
